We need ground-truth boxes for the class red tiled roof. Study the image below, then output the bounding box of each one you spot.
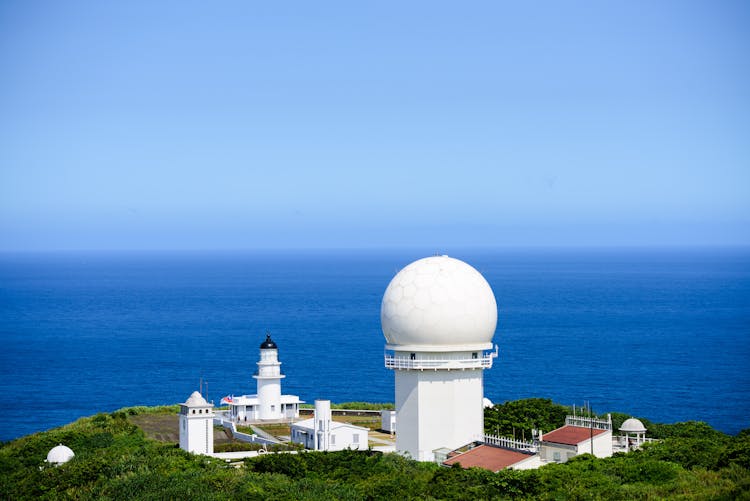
[542,425,607,446]
[443,445,534,472]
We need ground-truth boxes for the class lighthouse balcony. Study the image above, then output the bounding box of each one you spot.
[384,348,497,370]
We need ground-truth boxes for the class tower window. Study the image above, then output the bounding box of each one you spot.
[472,352,478,359]
[410,353,416,360]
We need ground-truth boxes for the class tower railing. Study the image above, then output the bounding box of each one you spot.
[384,352,495,370]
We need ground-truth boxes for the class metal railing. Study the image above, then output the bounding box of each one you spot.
[481,433,537,452]
[565,415,612,430]
[384,352,496,370]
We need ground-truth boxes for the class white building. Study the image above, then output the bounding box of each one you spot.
[179,391,214,454]
[226,335,302,422]
[381,255,499,461]
[291,400,369,451]
[539,415,613,463]
[381,410,396,434]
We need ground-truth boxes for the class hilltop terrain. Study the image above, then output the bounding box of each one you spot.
[1,401,748,499]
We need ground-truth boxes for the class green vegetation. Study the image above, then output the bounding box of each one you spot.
[1,403,748,499]
[484,398,569,439]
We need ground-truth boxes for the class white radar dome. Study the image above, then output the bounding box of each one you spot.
[381,255,497,352]
[47,444,74,465]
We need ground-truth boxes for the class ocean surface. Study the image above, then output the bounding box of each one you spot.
[1,247,749,442]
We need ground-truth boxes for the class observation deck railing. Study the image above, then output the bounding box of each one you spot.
[384,351,496,370]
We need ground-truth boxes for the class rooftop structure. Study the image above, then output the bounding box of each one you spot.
[615,417,652,451]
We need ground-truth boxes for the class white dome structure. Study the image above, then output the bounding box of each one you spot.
[381,255,497,351]
[382,255,499,462]
[184,391,209,407]
[619,418,647,433]
[618,417,648,450]
[46,444,74,465]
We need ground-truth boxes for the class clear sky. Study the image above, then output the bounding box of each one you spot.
[1,1,748,250]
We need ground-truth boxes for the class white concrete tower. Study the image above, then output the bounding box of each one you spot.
[179,391,214,454]
[313,399,332,451]
[254,334,285,420]
[381,255,498,462]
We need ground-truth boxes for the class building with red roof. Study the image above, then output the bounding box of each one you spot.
[539,416,613,463]
[443,444,542,472]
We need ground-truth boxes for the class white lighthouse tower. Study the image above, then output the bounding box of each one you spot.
[254,334,285,420]
[381,255,498,461]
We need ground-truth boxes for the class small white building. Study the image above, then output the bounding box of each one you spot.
[291,400,369,451]
[381,410,396,434]
[225,335,302,422]
[539,415,613,463]
[179,390,214,454]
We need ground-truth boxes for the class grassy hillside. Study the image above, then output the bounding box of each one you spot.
[1,403,748,500]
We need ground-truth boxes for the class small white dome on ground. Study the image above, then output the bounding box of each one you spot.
[619,418,647,433]
[381,255,497,351]
[47,444,74,465]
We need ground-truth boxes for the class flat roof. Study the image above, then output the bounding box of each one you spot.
[542,425,608,446]
[443,445,534,472]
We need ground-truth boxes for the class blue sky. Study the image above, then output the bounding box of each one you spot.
[1,1,748,250]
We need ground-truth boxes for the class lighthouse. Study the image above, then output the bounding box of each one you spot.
[254,334,285,420]
[382,255,498,461]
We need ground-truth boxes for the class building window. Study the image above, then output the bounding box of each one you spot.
[319,420,323,431]
[410,353,416,360]
[271,405,275,412]
[353,433,359,444]
[553,451,561,462]
[192,410,196,414]
[330,434,335,445]
[472,352,478,359]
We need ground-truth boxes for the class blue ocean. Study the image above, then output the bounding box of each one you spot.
[1,248,749,442]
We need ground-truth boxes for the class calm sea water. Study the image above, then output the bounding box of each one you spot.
[1,248,749,441]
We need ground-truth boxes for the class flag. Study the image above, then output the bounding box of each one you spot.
[220,395,234,405]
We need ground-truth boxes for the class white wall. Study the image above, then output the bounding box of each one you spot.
[180,411,214,454]
[257,380,282,419]
[588,431,613,458]
[511,455,545,470]
[395,368,484,461]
